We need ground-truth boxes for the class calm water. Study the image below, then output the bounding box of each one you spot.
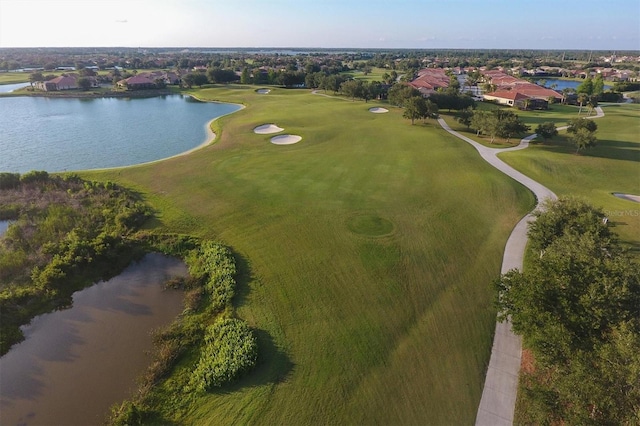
[0,95,241,173]
[0,253,186,425]
[0,83,30,93]
[538,78,612,91]
[0,220,9,235]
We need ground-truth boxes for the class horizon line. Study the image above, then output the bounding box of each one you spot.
[1,46,639,52]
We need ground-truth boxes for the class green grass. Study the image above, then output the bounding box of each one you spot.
[0,72,31,84]
[342,67,389,82]
[84,85,534,424]
[500,103,640,251]
[443,102,602,148]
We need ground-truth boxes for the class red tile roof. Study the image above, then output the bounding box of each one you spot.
[485,90,530,101]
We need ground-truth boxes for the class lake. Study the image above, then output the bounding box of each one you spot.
[0,82,30,93]
[538,78,612,91]
[0,253,187,425]
[0,94,241,173]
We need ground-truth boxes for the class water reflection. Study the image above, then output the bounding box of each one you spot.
[0,253,186,425]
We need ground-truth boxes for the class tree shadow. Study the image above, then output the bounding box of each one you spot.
[535,138,640,162]
[231,249,254,309]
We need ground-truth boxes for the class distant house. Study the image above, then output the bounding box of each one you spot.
[480,70,562,106]
[409,68,450,96]
[117,75,156,90]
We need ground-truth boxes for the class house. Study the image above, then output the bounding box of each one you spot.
[35,75,78,91]
[483,89,531,107]
[117,75,156,90]
[409,68,450,96]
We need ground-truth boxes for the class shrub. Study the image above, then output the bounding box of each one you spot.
[20,170,49,184]
[189,317,258,392]
[0,173,20,190]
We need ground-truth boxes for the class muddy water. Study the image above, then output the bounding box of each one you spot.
[0,253,186,425]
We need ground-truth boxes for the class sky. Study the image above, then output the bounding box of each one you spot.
[1,0,639,50]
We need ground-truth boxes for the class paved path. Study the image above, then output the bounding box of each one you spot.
[437,119,556,426]
[438,107,604,425]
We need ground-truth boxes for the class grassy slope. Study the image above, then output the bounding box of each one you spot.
[500,103,640,250]
[85,86,534,424]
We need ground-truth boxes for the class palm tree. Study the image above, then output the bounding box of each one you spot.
[587,95,598,116]
[577,93,589,115]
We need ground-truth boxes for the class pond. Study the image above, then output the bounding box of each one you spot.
[0,253,187,425]
[0,94,241,173]
[537,78,612,91]
[0,82,30,93]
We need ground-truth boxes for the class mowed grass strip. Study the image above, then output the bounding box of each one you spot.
[500,103,640,249]
[85,86,534,424]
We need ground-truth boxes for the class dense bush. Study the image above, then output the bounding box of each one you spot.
[189,317,258,392]
[0,172,152,354]
[186,241,237,311]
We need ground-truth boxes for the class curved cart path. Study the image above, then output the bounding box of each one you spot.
[438,107,603,425]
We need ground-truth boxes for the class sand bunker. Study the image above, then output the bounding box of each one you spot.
[613,193,640,203]
[254,124,284,134]
[271,134,302,145]
[369,107,389,113]
[256,89,271,94]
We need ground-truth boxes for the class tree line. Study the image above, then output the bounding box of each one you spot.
[494,197,640,424]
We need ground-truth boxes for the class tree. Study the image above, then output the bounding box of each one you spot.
[470,110,497,139]
[567,117,598,134]
[77,77,92,91]
[340,80,362,100]
[470,110,528,143]
[192,73,209,87]
[182,73,195,88]
[569,128,598,153]
[29,71,44,88]
[240,67,251,84]
[403,96,427,124]
[387,83,421,107]
[424,99,439,120]
[207,68,237,84]
[577,77,594,95]
[494,111,530,143]
[587,95,598,116]
[592,74,605,96]
[567,118,598,153]
[534,122,558,142]
[456,107,474,129]
[494,197,640,424]
[577,92,589,115]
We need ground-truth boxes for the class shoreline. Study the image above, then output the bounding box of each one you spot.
[84,94,245,173]
[0,87,175,99]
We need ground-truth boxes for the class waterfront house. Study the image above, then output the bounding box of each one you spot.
[117,75,157,90]
[35,75,78,91]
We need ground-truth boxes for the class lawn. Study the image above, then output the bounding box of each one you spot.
[499,102,640,251]
[442,102,602,148]
[342,67,389,82]
[84,86,534,424]
[0,72,31,84]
